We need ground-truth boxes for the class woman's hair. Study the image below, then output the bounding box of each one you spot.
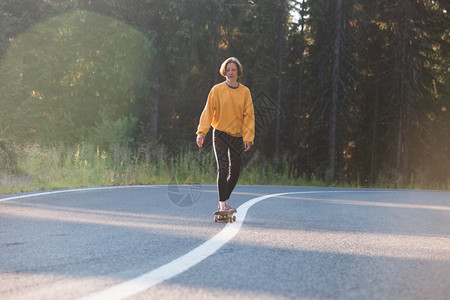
[219,57,243,77]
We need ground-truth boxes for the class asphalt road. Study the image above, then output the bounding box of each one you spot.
[0,185,449,299]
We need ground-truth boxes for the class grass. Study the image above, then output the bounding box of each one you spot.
[0,143,448,195]
[0,143,216,194]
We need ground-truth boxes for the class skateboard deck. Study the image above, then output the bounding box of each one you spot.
[213,210,236,223]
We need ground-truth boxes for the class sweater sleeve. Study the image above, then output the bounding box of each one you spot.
[242,90,255,145]
[196,87,215,136]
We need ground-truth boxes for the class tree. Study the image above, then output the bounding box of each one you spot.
[274,0,288,171]
[326,0,343,183]
[0,0,447,187]
[0,10,154,145]
[374,0,449,186]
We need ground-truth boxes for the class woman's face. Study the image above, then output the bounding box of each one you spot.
[225,62,238,81]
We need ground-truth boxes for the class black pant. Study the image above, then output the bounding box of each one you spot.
[213,129,244,201]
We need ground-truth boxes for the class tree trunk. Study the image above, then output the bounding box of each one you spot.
[151,51,160,138]
[327,0,342,184]
[297,21,305,140]
[214,24,220,84]
[151,80,159,138]
[274,0,285,172]
[294,2,305,179]
[396,0,410,186]
[402,97,411,186]
[370,63,380,184]
[294,1,306,179]
[297,0,306,138]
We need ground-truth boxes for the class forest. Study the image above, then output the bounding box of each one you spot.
[0,0,448,191]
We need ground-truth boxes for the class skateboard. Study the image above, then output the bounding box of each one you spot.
[213,210,236,223]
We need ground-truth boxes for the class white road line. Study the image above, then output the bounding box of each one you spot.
[78,191,329,300]
[0,185,166,202]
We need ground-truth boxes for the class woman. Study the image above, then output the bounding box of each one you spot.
[196,57,255,213]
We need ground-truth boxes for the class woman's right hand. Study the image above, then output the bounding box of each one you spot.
[196,135,205,148]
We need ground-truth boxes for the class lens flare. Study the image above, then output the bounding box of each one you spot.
[0,10,155,143]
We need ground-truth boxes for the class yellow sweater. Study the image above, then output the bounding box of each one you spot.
[197,82,255,145]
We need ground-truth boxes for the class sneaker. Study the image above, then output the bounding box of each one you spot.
[218,201,237,213]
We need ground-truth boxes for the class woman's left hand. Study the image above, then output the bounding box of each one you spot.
[244,143,251,152]
[196,135,205,148]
